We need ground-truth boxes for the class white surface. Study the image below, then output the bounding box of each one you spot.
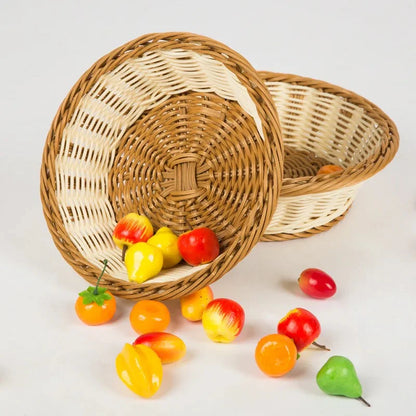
[0,1,415,415]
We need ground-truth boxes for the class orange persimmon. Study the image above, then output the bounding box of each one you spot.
[75,260,116,325]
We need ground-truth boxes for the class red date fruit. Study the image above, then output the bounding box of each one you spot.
[298,268,336,299]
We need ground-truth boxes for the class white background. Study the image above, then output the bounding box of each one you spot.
[1,1,415,415]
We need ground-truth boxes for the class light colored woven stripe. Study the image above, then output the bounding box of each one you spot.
[265,81,384,167]
[55,49,261,281]
[265,185,359,235]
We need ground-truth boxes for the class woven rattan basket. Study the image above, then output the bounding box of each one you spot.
[259,72,399,241]
[40,33,284,300]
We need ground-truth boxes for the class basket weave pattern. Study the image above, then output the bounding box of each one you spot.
[260,72,399,241]
[41,34,283,299]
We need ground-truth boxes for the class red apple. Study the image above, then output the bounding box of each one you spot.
[298,268,337,299]
[177,227,220,266]
[277,307,329,352]
[202,298,245,343]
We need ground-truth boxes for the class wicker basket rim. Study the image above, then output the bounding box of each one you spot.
[259,71,399,197]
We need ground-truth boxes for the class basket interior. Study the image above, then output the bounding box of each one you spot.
[55,48,270,283]
[265,81,387,178]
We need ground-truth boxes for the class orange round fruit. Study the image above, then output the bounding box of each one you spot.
[316,164,343,175]
[75,292,116,325]
[129,300,170,334]
[255,334,297,377]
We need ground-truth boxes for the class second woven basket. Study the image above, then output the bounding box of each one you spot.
[259,72,399,241]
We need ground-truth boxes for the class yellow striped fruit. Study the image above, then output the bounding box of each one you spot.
[113,213,153,259]
[202,298,245,343]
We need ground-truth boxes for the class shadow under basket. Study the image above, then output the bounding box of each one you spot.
[40,33,284,300]
[259,72,399,241]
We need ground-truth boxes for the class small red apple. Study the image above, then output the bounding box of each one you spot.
[202,298,245,343]
[277,307,329,352]
[177,227,220,266]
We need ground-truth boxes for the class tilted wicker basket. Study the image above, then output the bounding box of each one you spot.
[259,72,399,241]
[40,33,284,300]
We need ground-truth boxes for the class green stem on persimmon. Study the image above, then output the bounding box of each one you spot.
[93,259,108,295]
[121,245,128,262]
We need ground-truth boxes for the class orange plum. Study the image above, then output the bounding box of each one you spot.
[133,332,186,364]
[180,286,214,321]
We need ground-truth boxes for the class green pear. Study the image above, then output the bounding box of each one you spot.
[316,356,370,407]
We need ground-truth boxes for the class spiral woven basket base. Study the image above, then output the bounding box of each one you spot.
[259,72,399,241]
[40,33,283,300]
[109,92,264,244]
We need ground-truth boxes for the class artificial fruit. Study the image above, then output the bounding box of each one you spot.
[75,259,116,325]
[116,343,162,398]
[316,165,343,175]
[298,268,337,299]
[255,334,297,377]
[125,242,163,283]
[133,332,186,364]
[113,213,153,260]
[147,227,182,268]
[202,298,245,343]
[316,356,370,407]
[130,300,170,334]
[180,286,214,321]
[277,307,329,352]
[178,227,219,266]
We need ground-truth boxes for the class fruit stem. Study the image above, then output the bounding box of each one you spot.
[312,341,330,351]
[357,396,371,407]
[121,245,127,262]
[93,259,108,295]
